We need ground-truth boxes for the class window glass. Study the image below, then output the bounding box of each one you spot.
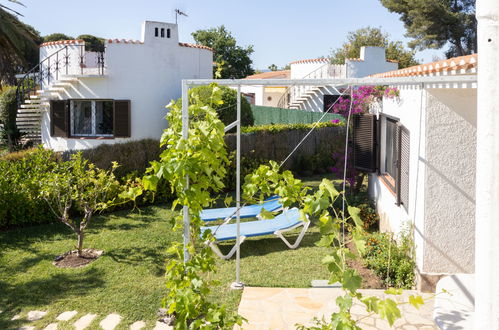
[167,28,171,38]
[72,100,92,135]
[95,101,114,135]
[160,28,165,38]
[385,118,397,179]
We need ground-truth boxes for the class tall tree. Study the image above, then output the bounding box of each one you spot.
[43,33,74,42]
[0,1,41,86]
[192,25,254,79]
[380,0,476,58]
[330,27,419,69]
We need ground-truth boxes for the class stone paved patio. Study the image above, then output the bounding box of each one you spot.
[237,287,437,329]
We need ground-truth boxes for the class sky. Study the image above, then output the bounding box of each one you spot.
[16,0,444,70]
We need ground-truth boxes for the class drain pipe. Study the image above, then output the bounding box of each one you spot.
[475,0,499,328]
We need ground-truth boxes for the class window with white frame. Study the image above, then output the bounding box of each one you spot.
[70,100,113,137]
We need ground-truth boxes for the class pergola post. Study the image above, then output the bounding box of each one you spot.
[181,81,190,263]
[475,0,499,328]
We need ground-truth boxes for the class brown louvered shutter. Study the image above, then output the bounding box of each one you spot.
[50,100,69,137]
[396,125,410,209]
[353,114,378,172]
[114,100,131,137]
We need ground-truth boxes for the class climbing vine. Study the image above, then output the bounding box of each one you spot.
[144,82,425,329]
[243,161,427,329]
[143,84,243,329]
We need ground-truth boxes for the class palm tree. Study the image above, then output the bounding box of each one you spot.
[0,0,40,88]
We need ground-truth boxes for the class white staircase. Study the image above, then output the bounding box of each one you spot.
[16,78,77,143]
[277,63,346,111]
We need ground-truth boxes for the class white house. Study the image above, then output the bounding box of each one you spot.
[352,54,478,293]
[242,47,398,112]
[16,21,213,151]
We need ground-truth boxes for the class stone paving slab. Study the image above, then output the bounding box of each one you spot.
[73,313,97,330]
[100,313,122,330]
[153,321,173,329]
[44,323,58,330]
[56,310,78,321]
[130,320,147,329]
[237,287,437,329]
[27,310,47,321]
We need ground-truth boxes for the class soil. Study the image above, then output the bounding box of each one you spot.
[53,249,103,268]
[346,241,384,289]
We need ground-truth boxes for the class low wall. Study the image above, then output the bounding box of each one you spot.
[224,126,346,170]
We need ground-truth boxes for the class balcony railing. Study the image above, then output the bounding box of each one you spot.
[17,45,105,106]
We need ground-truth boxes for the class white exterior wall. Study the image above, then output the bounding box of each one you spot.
[39,42,85,87]
[346,47,398,78]
[41,21,212,151]
[369,86,477,276]
[368,85,427,271]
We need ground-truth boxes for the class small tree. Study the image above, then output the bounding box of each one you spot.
[40,153,123,256]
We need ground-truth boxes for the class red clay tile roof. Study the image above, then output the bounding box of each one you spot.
[178,42,213,52]
[371,54,477,78]
[290,58,329,65]
[106,39,143,44]
[40,40,84,47]
[245,70,291,80]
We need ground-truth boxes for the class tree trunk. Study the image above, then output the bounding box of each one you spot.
[77,232,84,257]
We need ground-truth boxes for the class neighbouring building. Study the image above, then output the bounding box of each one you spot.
[352,54,478,292]
[16,21,213,151]
[242,47,398,112]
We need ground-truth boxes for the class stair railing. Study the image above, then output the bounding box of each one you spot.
[276,60,330,109]
[16,44,105,107]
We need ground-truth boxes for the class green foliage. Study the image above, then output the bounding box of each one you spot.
[0,147,57,228]
[0,86,21,150]
[243,162,423,328]
[223,152,269,191]
[179,85,254,127]
[77,34,105,52]
[143,83,243,328]
[192,25,254,79]
[380,0,476,57]
[242,121,338,134]
[0,1,41,84]
[39,152,133,256]
[42,33,74,42]
[330,27,419,69]
[362,230,416,288]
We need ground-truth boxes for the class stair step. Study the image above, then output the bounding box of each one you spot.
[17,112,41,117]
[18,109,44,113]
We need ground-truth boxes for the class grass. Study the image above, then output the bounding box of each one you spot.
[0,177,335,329]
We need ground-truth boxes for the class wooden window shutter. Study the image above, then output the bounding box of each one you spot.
[114,100,131,137]
[50,100,69,137]
[396,125,410,209]
[353,114,378,172]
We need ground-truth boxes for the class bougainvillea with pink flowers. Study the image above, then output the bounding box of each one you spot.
[329,86,399,191]
[332,85,399,117]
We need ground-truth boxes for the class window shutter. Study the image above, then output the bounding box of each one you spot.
[353,114,378,172]
[396,125,410,209]
[114,100,131,137]
[50,100,69,137]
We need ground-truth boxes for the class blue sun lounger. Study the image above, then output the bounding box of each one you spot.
[200,208,310,259]
[200,196,282,222]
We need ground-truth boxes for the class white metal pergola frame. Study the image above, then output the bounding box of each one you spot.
[180,74,478,290]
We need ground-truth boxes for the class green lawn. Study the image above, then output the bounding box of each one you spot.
[0,202,331,329]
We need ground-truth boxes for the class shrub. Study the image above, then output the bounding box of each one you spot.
[0,86,21,151]
[177,85,254,127]
[0,147,58,228]
[70,139,162,179]
[241,121,338,134]
[361,230,415,288]
[223,152,270,190]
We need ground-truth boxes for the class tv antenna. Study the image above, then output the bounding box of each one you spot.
[175,9,188,24]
